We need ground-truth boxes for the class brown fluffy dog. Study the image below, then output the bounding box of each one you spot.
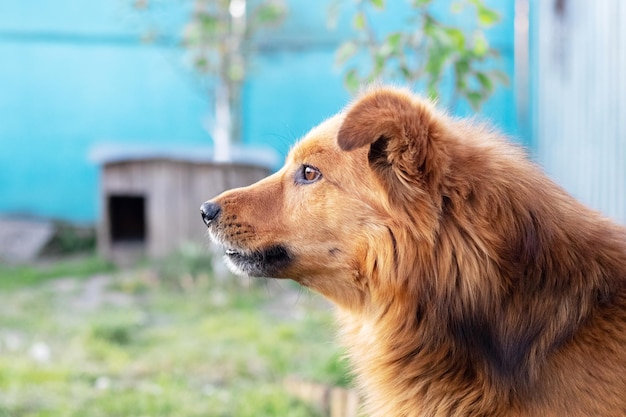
[201,87,626,416]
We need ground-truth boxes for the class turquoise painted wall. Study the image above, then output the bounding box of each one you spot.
[0,0,517,223]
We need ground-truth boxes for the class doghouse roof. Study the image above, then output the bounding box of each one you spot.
[89,143,280,171]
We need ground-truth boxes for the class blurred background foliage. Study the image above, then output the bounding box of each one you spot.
[124,0,508,175]
[332,0,508,110]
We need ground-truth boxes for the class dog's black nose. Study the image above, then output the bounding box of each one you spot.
[200,201,221,226]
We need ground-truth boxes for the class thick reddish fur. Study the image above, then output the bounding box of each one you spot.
[204,86,626,416]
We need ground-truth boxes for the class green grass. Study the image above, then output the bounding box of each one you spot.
[0,255,349,417]
[0,255,115,290]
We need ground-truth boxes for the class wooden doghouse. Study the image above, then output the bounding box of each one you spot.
[93,146,274,261]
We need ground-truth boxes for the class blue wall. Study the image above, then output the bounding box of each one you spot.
[0,0,517,223]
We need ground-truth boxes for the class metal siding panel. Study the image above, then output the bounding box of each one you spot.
[535,0,626,224]
[618,0,626,222]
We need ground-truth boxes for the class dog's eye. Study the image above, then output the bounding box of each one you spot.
[304,166,320,181]
[297,165,322,184]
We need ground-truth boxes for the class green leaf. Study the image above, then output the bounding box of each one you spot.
[424,16,454,47]
[353,12,366,30]
[255,4,285,25]
[454,58,470,93]
[194,56,210,73]
[336,41,358,64]
[475,71,493,92]
[387,32,402,50]
[198,13,219,34]
[465,90,484,110]
[473,32,488,56]
[425,44,450,78]
[477,6,500,27]
[444,28,465,51]
[454,58,470,77]
[400,64,412,80]
[369,0,385,9]
[379,32,402,57]
[456,76,467,91]
[373,52,386,76]
[345,69,360,93]
[423,15,437,37]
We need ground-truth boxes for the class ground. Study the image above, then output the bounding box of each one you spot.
[0,254,349,417]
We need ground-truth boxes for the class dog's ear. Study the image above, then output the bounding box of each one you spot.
[337,88,448,199]
[338,88,421,152]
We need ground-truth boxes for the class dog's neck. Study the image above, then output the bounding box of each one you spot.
[334,231,626,417]
[336,290,533,417]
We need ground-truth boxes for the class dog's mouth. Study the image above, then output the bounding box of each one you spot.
[222,245,292,278]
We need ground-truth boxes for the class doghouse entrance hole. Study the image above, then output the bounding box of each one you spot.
[108,195,146,244]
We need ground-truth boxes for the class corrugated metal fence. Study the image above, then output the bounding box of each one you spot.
[532,0,626,224]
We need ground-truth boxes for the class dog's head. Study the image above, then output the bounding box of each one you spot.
[201,87,456,309]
